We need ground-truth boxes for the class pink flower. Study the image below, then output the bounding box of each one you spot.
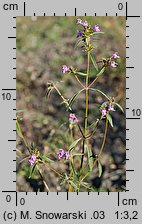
[29,154,36,166]
[108,104,115,111]
[57,149,65,159]
[101,108,107,116]
[62,65,69,73]
[82,20,89,28]
[69,113,79,124]
[109,61,117,68]
[76,18,83,25]
[93,24,100,32]
[65,152,70,160]
[111,52,120,59]
[57,149,70,160]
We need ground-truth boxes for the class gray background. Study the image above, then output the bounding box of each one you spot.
[0,0,141,223]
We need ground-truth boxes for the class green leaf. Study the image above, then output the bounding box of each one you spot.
[90,53,98,71]
[87,119,99,129]
[30,142,36,150]
[19,156,29,164]
[72,152,84,156]
[29,163,37,179]
[16,120,24,139]
[92,31,104,35]
[75,72,87,76]
[70,161,77,177]
[69,138,82,151]
[89,88,111,101]
[97,160,102,177]
[106,113,113,127]
[96,67,105,77]
[75,38,83,48]
[68,180,78,191]
[115,102,124,113]
[46,88,53,99]
[40,155,54,163]
[80,181,92,190]
[68,88,85,108]
[88,145,94,171]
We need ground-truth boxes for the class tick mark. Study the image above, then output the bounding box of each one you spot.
[75,8,76,16]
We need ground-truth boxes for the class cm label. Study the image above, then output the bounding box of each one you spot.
[3,3,18,10]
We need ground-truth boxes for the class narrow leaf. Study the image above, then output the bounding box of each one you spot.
[29,163,37,179]
[89,88,111,101]
[92,31,104,35]
[81,181,92,190]
[68,180,78,191]
[98,160,102,177]
[88,145,94,171]
[90,53,98,71]
[69,138,82,151]
[19,156,29,164]
[46,88,53,99]
[75,39,83,48]
[72,152,84,156]
[87,119,99,129]
[70,161,77,177]
[96,67,105,77]
[41,155,54,163]
[16,120,24,139]
[75,71,87,76]
[115,102,124,113]
[106,113,113,127]
[69,89,85,107]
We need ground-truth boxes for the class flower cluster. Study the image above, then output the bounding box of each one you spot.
[62,65,76,74]
[57,149,70,160]
[62,65,69,73]
[100,101,115,116]
[102,52,120,68]
[29,153,36,166]
[76,18,101,48]
[69,113,79,125]
[76,18,100,32]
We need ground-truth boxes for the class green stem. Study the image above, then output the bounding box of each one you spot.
[43,162,64,178]
[54,85,67,103]
[36,165,50,192]
[16,120,30,153]
[68,127,74,192]
[85,117,102,139]
[80,118,108,182]
[74,75,85,88]
[93,118,108,167]
[88,67,105,89]
[80,50,91,174]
